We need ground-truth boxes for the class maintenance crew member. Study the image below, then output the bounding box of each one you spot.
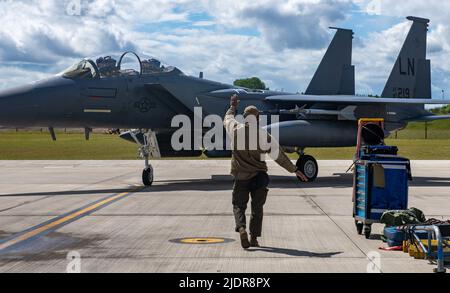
[224,94,308,249]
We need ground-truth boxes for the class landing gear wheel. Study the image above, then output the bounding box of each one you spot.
[355,221,364,235]
[296,155,318,182]
[364,225,372,239]
[142,166,154,187]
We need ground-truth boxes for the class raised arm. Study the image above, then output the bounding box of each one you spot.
[224,94,240,136]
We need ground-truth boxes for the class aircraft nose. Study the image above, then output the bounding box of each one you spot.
[0,84,39,127]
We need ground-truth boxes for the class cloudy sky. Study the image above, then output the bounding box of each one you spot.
[0,0,449,99]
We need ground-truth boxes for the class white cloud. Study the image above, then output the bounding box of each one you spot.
[0,0,137,64]
[353,0,450,96]
[352,22,411,95]
[199,0,353,50]
[0,0,448,100]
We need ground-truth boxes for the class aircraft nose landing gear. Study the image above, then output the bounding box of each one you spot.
[296,153,319,182]
[129,129,161,187]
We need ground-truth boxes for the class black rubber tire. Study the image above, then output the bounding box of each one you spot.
[356,222,364,235]
[296,155,319,182]
[142,167,154,187]
[364,225,371,239]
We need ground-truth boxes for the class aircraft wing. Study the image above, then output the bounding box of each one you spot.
[265,94,450,105]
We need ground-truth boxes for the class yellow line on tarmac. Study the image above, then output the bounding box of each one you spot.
[0,187,140,251]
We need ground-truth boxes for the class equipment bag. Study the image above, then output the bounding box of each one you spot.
[380,208,426,227]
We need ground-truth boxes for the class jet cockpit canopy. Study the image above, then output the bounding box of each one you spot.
[62,52,180,80]
[62,59,100,79]
[115,52,178,76]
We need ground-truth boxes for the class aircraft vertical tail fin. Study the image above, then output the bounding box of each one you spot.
[381,16,431,99]
[305,27,355,95]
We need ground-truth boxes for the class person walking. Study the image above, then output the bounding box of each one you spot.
[224,94,308,249]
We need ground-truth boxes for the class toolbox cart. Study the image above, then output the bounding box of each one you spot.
[353,119,411,239]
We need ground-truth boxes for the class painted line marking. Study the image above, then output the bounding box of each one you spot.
[44,166,76,169]
[83,109,112,113]
[0,186,142,252]
[170,237,235,245]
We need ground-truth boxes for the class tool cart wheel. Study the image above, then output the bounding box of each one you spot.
[364,225,372,239]
[355,221,364,235]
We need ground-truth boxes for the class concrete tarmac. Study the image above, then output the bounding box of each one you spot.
[0,160,449,273]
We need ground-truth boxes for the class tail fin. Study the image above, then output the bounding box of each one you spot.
[305,27,355,95]
[381,16,431,99]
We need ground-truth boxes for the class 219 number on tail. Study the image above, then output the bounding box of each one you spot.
[392,87,411,98]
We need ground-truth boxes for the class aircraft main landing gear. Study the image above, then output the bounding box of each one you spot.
[296,149,318,182]
[129,129,161,187]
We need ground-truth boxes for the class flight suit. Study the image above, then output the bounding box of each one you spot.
[224,106,298,237]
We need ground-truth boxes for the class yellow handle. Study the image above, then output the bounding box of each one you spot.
[359,118,385,123]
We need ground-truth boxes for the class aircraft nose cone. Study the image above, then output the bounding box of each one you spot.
[0,83,34,99]
[0,84,39,127]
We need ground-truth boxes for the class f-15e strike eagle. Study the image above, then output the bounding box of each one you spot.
[0,16,449,186]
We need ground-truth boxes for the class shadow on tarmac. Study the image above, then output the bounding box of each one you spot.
[1,174,449,197]
[247,246,343,258]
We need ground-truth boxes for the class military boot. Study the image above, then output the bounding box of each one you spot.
[250,236,260,248]
[238,227,250,249]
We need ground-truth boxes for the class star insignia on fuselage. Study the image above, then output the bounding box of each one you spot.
[134,97,156,113]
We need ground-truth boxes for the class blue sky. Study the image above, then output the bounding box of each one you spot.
[0,0,449,100]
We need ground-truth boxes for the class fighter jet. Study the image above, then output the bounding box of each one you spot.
[0,16,449,186]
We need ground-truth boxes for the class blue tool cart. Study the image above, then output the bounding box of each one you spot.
[352,119,411,239]
[353,155,410,238]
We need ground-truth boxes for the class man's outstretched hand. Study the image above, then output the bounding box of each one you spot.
[231,94,239,108]
[296,170,309,182]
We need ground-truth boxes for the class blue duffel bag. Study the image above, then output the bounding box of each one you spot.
[384,227,428,247]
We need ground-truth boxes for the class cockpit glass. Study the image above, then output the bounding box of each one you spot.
[62,60,98,79]
[60,53,182,80]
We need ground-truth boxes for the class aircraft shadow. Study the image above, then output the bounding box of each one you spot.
[146,174,450,192]
[0,175,449,197]
[246,246,343,258]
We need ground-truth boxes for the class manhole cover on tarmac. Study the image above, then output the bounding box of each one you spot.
[170,237,235,245]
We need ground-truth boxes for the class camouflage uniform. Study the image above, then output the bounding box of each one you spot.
[224,106,298,237]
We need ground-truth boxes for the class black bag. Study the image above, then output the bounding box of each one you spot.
[249,172,270,191]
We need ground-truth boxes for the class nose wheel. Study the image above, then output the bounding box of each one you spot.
[296,155,318,182]
[142,166,154,187]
